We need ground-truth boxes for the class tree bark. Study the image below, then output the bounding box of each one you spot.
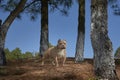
[0,19,6,65]
[75,0,85,62]
[91,0,119,79]
[0,0,27,66]
[40,0,49,57]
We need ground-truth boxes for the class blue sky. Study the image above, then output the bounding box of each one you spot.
[0,1,120,58]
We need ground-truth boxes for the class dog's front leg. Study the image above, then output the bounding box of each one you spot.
[62,57,66,66]
[41,57,45,65]
[55,56,59,67]
[62,50,66,66]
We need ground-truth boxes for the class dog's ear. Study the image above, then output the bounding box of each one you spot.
[62,39,66,42]
[58,39,61,43]
[63,39,66,42]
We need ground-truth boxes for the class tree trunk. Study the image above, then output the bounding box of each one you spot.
[75,0,85,62]
[40,0,49,57]
[91,0,119,79]
[0,20,6,65]
[0,0,27,66]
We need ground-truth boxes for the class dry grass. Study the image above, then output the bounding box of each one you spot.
[0,58,120,80]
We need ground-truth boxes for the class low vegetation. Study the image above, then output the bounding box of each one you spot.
[4,48,38,61]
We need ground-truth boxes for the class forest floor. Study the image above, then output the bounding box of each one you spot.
[0,58,120,80]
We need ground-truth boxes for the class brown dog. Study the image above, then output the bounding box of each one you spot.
[41,39,67,67]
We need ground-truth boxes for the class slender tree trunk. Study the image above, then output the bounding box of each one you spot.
[40,0,49,57]
[0,20,6,65]
[91,0,119,79]
[75,0,85,62]
[0,0,27,66]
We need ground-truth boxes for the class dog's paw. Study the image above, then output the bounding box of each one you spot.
[52,61,55,65]
[41,62,44,66]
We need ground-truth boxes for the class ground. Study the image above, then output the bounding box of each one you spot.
[0,58,120,80]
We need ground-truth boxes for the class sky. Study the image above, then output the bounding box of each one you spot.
[0,0,120,58]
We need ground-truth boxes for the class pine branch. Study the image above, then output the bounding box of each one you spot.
[23,0,40,11]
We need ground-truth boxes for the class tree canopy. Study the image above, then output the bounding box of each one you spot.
[115,47,120,59]
[4,48,34,60]
[109,0,120,15]
[0,0,73,20]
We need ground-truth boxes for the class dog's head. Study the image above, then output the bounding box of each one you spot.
[57,39,66,49]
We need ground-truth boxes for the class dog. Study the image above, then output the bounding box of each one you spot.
[41,39,67,67]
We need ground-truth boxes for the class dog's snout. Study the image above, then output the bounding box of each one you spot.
[62,44,64,46]
[61,45,66,49]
